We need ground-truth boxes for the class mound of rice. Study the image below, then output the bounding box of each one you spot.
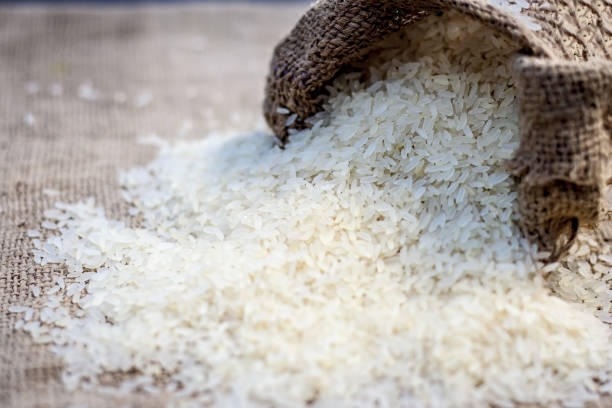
[14,12,612,408]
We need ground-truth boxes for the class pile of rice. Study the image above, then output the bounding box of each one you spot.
[13,12,612,408]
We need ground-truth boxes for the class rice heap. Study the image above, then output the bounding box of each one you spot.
[13,12,612,408]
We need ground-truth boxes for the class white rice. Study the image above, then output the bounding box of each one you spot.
[487,0,542,30]
[49,83,63,97]
[27,229,41,237]
[17,12,611,408]
[78,82,101,101]
[134,92,154,108]
[43,188,61,197]
[23,113,35,127]
[25,81,39,95]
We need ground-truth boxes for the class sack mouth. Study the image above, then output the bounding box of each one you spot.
[264,0,555,144]
[263,0,612,257]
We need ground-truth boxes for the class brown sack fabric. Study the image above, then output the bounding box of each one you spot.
[507,57,612,256]
[264,0,612,256]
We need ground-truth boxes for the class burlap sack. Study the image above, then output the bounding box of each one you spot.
[264,0,612,257]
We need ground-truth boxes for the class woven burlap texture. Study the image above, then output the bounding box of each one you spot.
[264,0,612,256]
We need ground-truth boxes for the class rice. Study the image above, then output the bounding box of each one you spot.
[25,81,39,95]
[487,0,541,30]
[17,12,612,408]
[78,82,101,101]
[27,229,41,237]
[43,188,60,197]
[23,113,35,126]
[49,83,63,97]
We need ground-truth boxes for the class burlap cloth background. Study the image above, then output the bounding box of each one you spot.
[1,3,611,408]
[0,4,302,407]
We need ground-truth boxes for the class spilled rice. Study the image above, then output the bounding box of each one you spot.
[13,12,612,408]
